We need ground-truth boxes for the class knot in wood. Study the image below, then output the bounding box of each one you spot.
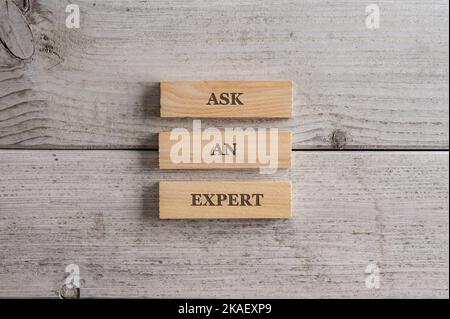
[332,129,347,149]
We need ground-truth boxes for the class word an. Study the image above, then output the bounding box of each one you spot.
[169,120,280,172]
[207,92,243,105]
[191,193,264,207]
[210,143,236,155]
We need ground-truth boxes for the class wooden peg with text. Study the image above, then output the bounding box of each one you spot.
[159,181,292,219]
[160,80,293,118]
[159,130,292,169]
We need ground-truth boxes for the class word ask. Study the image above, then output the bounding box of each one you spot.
[207,92,243,105]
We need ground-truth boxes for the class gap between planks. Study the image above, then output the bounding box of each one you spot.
[0,148,448,152]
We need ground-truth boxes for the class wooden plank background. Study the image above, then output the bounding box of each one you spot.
[0,0,448,298]
[0,151,448,298]
[0,0,448,149]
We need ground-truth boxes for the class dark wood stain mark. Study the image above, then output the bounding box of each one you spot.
[0,0,34,59]
[59,284,80,299]
[331,129,347,150]
[95,212,106,239]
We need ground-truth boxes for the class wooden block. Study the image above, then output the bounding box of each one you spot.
[159,181,292,219]
[160,80,293,118]
[159,130,291,169]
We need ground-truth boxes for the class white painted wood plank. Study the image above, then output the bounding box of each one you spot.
[0,0,448,149]
[0,150,447,298]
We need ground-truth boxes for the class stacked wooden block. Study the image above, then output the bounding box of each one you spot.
[159,81,293,219]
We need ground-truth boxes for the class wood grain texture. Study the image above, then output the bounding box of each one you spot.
[0,0,448,149]
[159,130,291,169]
[161,81,293,118]
[159,181,292,219]
[0,150,447,298]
